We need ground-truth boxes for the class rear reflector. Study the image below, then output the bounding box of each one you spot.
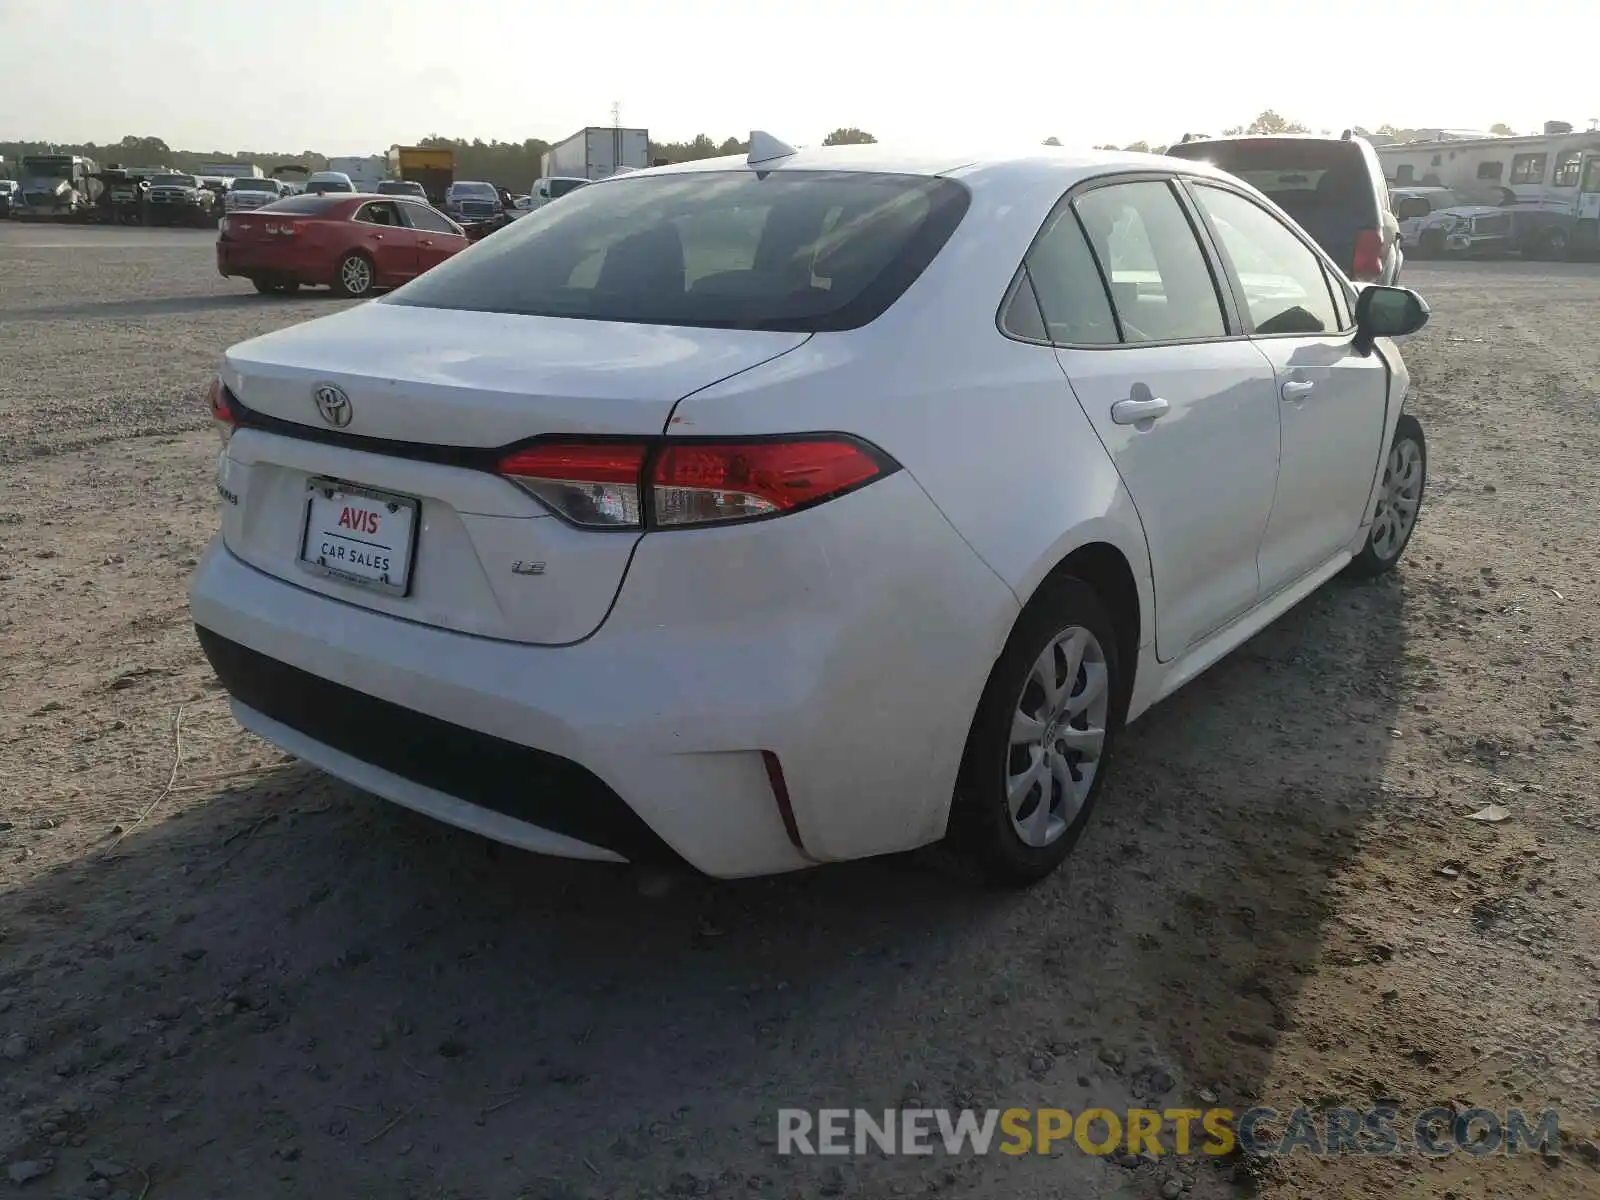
[1352,228,1383,281]
[496,436,897,530]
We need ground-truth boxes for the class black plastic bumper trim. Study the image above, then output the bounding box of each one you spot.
[194,626,682,865]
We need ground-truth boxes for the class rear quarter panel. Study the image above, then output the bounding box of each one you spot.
[665,163,1158,653]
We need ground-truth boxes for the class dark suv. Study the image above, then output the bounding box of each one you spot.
[1166,132,1402,285]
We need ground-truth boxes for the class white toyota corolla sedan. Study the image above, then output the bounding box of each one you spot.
[190,134,1430,885]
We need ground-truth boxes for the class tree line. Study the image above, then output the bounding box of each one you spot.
[1,128,880,191]
[8,116,1537,191]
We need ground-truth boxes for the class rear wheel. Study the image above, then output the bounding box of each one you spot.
[949,577,1122,887]
[1533,225,1571,261]
[1346,414,1426,579]
[332,252,375,298]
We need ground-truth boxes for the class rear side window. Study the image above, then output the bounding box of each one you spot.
[386,170,971,332]
[1072,181,1226,343]
[1007,206,1118,345]
[258,195,345,215]
[402,203,459,234]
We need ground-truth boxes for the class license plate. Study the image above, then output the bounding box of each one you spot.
[298,478,419,596]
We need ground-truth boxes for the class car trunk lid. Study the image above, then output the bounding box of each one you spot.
[216,301,808,644]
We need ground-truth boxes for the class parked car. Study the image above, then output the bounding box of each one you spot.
[0,178,17,217]
[216,193,469,296]
[146,173,219,226]
[191,140,1430,883]
[442,180,509,239]
[1390,186,1462,251]
[376,179,429,200]
[305,170,356,195]
[225,177,287,213]
[1167,132,1403,285]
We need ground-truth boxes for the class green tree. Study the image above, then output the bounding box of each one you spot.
[1124,140,1150,153]
[1244,109,1309,135]
[822,127,877,146]
[1489,122,1515,136]
[1042,136,1062,146]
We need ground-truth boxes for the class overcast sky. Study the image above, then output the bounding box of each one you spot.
[2,0,1593,154]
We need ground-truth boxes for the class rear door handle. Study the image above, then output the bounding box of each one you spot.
[1110,396,1170,425]
[1281,380,1315,401]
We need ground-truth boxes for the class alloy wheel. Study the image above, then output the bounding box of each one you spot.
[341,256,373,295]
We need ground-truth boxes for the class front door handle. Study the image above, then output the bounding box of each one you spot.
[1110,396,1170,425]
[1281,379,1315,401]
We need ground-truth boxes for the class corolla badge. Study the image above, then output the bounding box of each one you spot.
[313,383,352,427]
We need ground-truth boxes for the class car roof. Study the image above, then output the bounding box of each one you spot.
[614,141,1246,188]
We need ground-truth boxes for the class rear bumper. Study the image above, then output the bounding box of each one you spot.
[188,470,1018,877]
[217,241,332,284]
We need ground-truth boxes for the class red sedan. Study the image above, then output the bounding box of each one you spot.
[217,193,471,297]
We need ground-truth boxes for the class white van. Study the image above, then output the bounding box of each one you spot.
[526,175,591,211]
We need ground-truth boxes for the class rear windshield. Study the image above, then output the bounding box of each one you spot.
[152,175,196,187]
[256,194,345,215]
[386,169,971,332]
[231,178,278,192]
[1168,140,1377,215]
[377,180,422,194]
[452,182,496,196]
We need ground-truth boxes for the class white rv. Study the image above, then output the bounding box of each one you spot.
[1376,121,1600,257]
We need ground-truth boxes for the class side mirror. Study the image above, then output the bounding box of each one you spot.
[1354,284,1429,351]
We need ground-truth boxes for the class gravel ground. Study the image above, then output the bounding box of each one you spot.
[1,225,1597,1200]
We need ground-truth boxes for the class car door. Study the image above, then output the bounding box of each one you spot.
[1185,181,1390,596]
[400,201,469,271]
[351,200,420,284]
[1029,177,1283,660]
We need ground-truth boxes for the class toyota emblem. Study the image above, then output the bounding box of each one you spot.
[313,383,352,427]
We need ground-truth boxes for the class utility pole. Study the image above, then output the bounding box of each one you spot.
[611,102,621,129]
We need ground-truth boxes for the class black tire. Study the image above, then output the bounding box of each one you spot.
[1346,414,1426,579]
[948,576,1125,887]
[331,252,375,298]
[251,279,299,295]
[1534,226,1571,261]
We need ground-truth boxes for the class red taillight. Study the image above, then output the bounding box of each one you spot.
[495,437,896,530]
[1352,228,1383,281]
[206,377,237,444]
[651,439,889,527]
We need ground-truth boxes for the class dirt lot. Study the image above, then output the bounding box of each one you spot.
[1,224,1596,1200]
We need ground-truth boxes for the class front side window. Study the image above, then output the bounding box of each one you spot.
[1583,157,1600,194]
[1071,180,1226,343]
[1191,184,1341,336]
[1553,151,1583,188]
[1510,153,1546,184]
[386,170,970,332]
